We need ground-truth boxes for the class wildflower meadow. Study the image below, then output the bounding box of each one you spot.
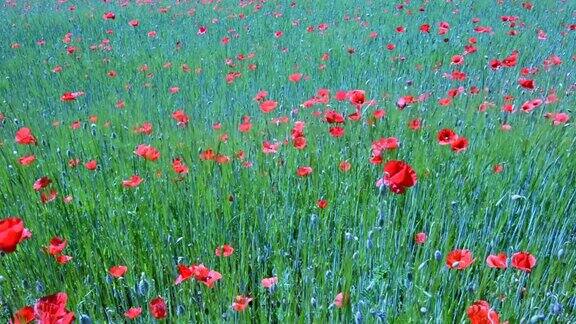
[1,0,575,322]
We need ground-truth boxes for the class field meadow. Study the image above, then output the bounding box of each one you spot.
[0,0,575,322]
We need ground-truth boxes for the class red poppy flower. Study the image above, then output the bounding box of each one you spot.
[262,141,280,154]
[518,78,535,89]
[0,217,25,253]
[260,100,278,113]
[408,118,421,130]
[134,144,160,161]
[45,237,67,256]
[437,128,457,145]
[511,252,536,272]
[215,155,230,164]
[328,126,345,138]
[61,91,84,101]
[414,232,427,245]
[492,164,504,174]
[486,253,507,269]
[521,99,543,113]
[56,255,73,265]
[134,122,153,135]
[149,297,167,319]
[18,155,36,166]
[339,161,351,172]
[261,277,278,289]
[253,90,268,101]
[502,51,518,67]
[15,127,37,145]
[490,59,502,70]
[34,292,75,324]
[84,160,97,171]
[192,264,222,287]
[325,110,345,124]
[292,136,307,150]
[374,109,386,119]
[371,137,399,156]
[172,158,189,174]
[102,12,115,20]
[380,160,417,194]
[317,199,328,209]
[215,244,234,257]
[333,292,348,308]
[174,264,195,285]
[446,249,474,269]
[122,175,143,188]
[296,166,313,177]
[348,90,366,106]
[467,300,500,324]
[124,307,142,320]
[232,296,253,312]
[438,97,452,106]
[33,176,52,191]
[40,190,58,204]
[549,112,570,126]
[11,306,34,324]
[175,264,222,287]
[450,137,469,153]
[200,149,215,161]
[335,90,348,101]
[289,73,303,82]
[109,265,128,278]
[172,110,189,126]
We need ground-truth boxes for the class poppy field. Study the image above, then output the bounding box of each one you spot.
[1,0,576,323]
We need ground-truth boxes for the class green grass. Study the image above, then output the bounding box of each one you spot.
[1,0,575,322]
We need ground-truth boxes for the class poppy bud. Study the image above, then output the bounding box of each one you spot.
[176,304,186,316]
[137,275,149,296]
[79,314,92,324]
[36,280,44,292]
[420,307,427,314]
[355,310,363,324]
[550,302,562,315]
